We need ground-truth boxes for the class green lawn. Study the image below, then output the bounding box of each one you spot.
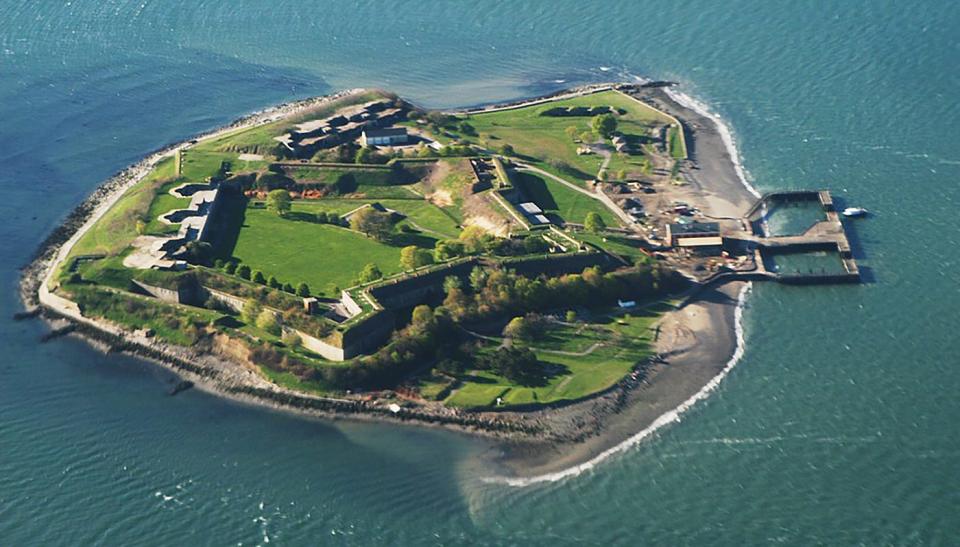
[143,179,192,235]
[226,195,461,295]
[445,309,661,408]
[576,232,652,264]
[294,198,460,239]
[69,156,178,258]
[463,90,671,184]
[180,150,266,181]
[513,171,618,226]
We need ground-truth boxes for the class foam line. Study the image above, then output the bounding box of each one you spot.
[488,283,752,487]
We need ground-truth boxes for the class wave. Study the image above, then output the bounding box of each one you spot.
[490,283,752,487]
[661,86,762,199]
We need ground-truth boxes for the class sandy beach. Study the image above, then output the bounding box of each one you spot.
[486,85,760,481]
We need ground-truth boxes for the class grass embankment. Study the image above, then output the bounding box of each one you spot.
[445,306,665,407]
[69,157,179,258]
[462,90,671,185]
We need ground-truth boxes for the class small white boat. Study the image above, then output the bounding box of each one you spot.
[842,207,869,218]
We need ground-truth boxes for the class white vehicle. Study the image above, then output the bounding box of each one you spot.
[842,207,869,218]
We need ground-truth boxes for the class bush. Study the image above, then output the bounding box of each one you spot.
[256,310,281,336]
[282,331,302,348]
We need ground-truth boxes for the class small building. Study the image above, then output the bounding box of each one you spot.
[666,221,720,246]
[360,127,408,147]
[518,202,543,215]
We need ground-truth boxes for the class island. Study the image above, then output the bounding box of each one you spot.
[20,83,861,480]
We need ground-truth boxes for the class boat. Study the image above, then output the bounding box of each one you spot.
[842,207,869,218]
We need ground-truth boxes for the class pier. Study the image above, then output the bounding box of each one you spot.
[727,190,861,284]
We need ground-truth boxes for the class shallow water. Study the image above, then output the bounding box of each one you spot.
[2,1,959,543]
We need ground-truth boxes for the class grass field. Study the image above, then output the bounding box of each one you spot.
[229,206,407,295]
[463,90,671,184]
[513,171,618,226]
[576,232,651,264]
[445,309,662,407]
[69,157,179,258]
[294,198,461,239]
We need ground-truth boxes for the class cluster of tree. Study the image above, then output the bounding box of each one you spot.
[349,207,395,241]
[442,264,685,322]
[218,260,310,297]
[400,245,434,270]
[476,346,543,386]
[312,211,349,227]
[583,212,607,233]
[592,113,618,139]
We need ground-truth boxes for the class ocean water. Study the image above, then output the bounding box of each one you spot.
[2,1,959,544]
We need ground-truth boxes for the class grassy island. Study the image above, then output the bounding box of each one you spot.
[49,86,701,410]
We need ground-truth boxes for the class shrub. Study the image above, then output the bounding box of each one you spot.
[256,310,281,336]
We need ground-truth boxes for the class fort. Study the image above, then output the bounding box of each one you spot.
[24,83,866,421]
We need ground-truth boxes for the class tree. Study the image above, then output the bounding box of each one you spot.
[616,169,627,181]
[566,310,578,323]
[252,270,266,284]
[224,261,237,274]
[483,346,543,385]
[565,125,579,141]
[283,283,295,293]
[434,240,465,261]
[499,143,515,156]
[579,131,594,144]
[266,189,291,217]
[592,113,618,138]
[315,211,329,224]
[296,283,311,297]
[443,275,462,293]
[255,310,281,336]
[241,299,261,324]
[358,263,383,284]
[268,276,281,289]
[237,264,251,280]
[503,316,531,340]
[135,219,146,235]
[400,245,433,270]
[410,304,436,331]
[584,212,607,233]
[350,207,394,241]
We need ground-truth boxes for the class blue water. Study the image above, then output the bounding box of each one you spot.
[2,1,959,544]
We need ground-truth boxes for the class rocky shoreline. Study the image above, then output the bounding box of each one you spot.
[18,82,754,480]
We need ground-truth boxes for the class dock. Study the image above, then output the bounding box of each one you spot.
[725,190,861,284]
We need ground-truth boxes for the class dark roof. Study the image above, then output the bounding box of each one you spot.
[669,221,719,235]
[362,127,407,138]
